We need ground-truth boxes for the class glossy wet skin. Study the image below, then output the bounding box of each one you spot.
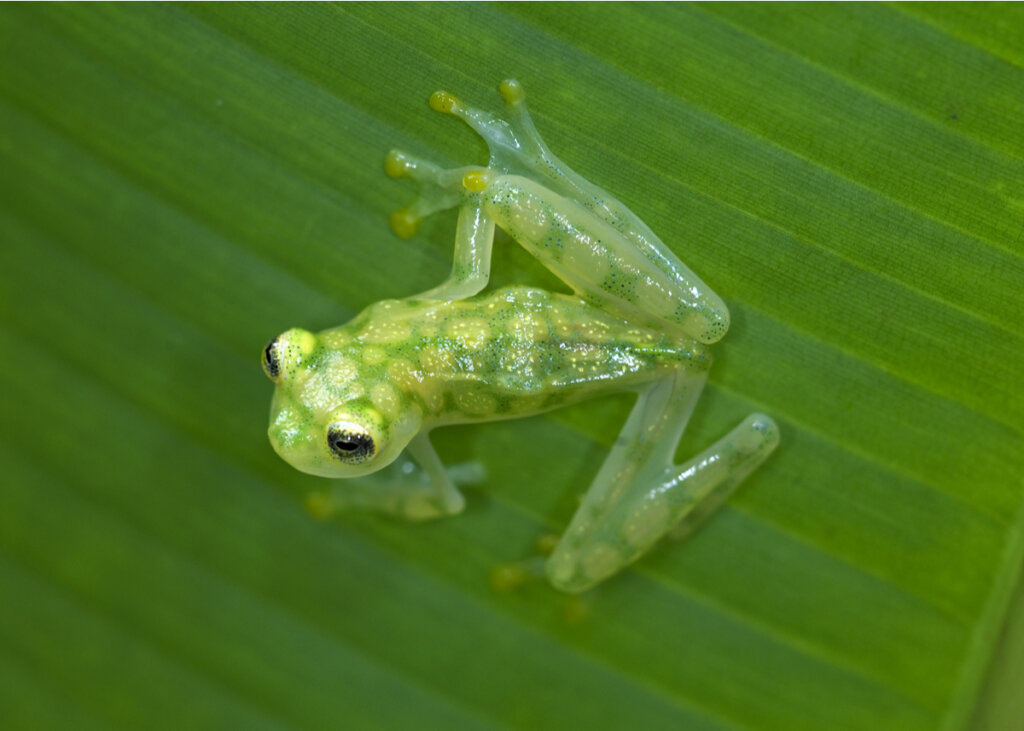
[264,287,710,478]
[263,80,778,593]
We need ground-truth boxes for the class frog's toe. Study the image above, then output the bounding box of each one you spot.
[384,149,445,183]
[490,558,545,593]
[385,150,471,236]
[389,207,421,239]
[384,149,415,179]
[429,90,463,115]
[490,553,594,623]
[388,184,467,238]
[490,533,556,592]
[498,78,525,107]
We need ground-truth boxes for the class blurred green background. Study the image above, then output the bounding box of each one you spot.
[1,4,1022,730]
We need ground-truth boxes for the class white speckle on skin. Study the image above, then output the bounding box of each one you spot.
[362,346,387,365]
[362,320,412,344]
[454,390,497,415]
[508,190,551,242]
[580,542,621,585]
[371,381,402,420]
[419,345,457,374]
[445,319,491,350]
[622,492,672,548]
[508,314,546,342]
[324,355,358,389]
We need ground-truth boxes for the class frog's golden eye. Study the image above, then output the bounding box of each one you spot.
[262,328,317,385]
[327,420,377,464]
[262,337,282,383]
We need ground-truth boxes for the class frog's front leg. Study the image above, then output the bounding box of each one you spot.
[546,373,779,593]
[306,433,479,522]
[385,150,497,302]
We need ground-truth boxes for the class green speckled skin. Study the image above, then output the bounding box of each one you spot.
[263,80,778,593]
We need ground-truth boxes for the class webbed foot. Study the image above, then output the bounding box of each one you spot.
[384,149,476,238]
[427,79,550,177]
[490,533,593,624]
[305,457,485,522]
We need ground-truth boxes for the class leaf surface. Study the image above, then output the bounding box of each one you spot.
[1,4,1021,730]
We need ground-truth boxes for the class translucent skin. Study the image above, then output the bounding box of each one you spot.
[263,80,778,593]
[267,287,709,477]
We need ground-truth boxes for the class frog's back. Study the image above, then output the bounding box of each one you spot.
[335,286,709,424]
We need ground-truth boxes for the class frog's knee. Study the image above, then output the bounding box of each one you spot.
[700,306,730,344]
[739,413,780,456]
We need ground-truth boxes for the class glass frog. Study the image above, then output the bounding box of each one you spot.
[262,79,778,593]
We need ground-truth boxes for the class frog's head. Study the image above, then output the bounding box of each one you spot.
[261,328,420,478]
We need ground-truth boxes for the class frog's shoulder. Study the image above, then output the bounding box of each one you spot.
[357,297,419,321]
[394,285,560,319]
[455,285,599,325]
[471,285,560,309]
[467,285,623,328]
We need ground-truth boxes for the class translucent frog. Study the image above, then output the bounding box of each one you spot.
[262,79,778,593]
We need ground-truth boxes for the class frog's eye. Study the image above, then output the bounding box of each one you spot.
[262,328,317,385]
[327,420,377,464]
[262,337,282,383]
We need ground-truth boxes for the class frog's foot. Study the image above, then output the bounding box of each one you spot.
[489,533,558,591]
[429,80,553,179]
[385,149,486,238]
[390,79,557,238]
[546,413,780,593]
[490,534,592,623]
[305,457,484,522]
[305,482,462,522]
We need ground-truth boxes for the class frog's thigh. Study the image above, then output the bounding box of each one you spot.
[546,406,778,593]
[479,177,729,343]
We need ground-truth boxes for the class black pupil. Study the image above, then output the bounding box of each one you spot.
[328,427,374,463]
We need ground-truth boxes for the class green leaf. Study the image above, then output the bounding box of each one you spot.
[1,4,1021,730]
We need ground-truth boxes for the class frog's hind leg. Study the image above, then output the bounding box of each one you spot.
[545,372,779,593]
